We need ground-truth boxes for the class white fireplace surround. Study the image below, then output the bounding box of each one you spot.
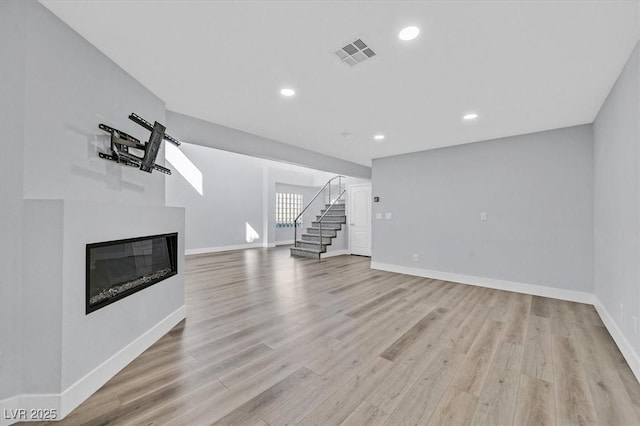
[0,199,185,425]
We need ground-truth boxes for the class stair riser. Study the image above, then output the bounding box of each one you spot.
[306,229,337,237]
[296,241,327,250]
[316,216,346,222]
[319,213,346,219]
[290,248,321,259]
[311,222,342,230]
[300,235,332,244]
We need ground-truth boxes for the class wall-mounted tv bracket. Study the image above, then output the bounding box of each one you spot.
[98,113,182,175]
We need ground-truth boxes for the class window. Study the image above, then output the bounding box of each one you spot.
[276,192,303,228]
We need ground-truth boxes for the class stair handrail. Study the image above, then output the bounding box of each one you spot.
[294,175,344,248]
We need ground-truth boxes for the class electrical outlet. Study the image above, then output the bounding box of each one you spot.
[480,212,487,221]
[385,212,392,220]
[412,253,419,262]
[375,213,382,220]
[619,303,624,320]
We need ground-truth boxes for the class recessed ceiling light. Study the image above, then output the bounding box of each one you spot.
[399,26,420,41]
[463,113,478,120]
[280,88,295,97]
[374,134,385,140]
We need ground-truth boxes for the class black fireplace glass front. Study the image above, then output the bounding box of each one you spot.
[86,233,178,314]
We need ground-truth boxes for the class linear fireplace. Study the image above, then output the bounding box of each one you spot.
[86,232,178,314]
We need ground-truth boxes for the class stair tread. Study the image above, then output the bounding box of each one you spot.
[300,236,332,242]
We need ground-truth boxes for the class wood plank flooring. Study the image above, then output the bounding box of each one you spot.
[42,247,640,425]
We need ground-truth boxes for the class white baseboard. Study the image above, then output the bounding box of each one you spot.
[322,249,350,258]
[593,298,640,382]
[275,240,294,246]
[0,306,186,425]
[59,305,186,418]
[185,243,263,255]
[370,262,594,304]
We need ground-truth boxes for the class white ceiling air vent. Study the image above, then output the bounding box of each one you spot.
[334,38,376,67]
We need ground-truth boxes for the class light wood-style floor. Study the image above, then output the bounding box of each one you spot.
[46,247,640,425]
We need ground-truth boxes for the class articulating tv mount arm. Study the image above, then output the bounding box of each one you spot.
[98,113,181,175]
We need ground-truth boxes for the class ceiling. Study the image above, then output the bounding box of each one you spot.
[41,0,639,166]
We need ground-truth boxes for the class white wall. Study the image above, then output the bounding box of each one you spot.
[593,41,640,371]
[0,0,27,403]
[166,142,355,254]
[22,5,167,204]
[21,201,185,394]
[61,201,184,391]
[21,201,64,395]
[0,1,185,420]
[371,124,594,294]
[165,142,265,251]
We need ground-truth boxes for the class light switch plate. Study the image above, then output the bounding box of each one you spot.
[480,212,487,221]
[375,213,382,220]
[385,212,392,220]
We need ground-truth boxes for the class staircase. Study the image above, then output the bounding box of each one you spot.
[290,175,346,259]
[290,202,346,258]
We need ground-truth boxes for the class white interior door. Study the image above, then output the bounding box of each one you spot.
[349,183,372,256]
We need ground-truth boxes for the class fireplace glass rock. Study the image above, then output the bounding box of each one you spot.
[86,233,177,314]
